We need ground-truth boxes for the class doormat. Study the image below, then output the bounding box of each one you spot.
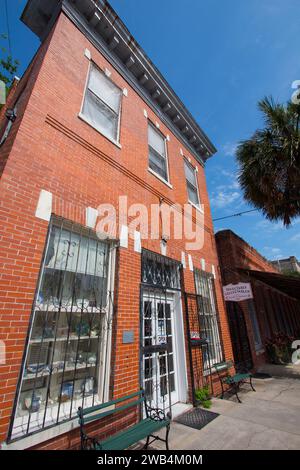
[253,372,272,379]
[174,408,219,430]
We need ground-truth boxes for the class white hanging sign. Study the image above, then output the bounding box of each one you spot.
[223,283,253,302]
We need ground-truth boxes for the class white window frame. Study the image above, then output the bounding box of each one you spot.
[79,61,122,148]
[9,219,116,442]
[148,122,171,186]
[184,159,201,210]
[194,269,223,367]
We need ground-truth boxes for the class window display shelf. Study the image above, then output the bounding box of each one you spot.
[29,335,99,344]
[24,363,96,381]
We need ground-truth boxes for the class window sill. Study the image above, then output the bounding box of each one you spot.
[4,402,115,450]
[78,113,122,149]
[148,168,173,189]
[188,201,204,214]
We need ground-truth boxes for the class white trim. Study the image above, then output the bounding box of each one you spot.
[134,230,142,253]
[84,48,91,60]
[143,109,148,118]
[148,167,173,189]
[119,224,128,248]
[79,61,122,148]
[201,258,206,271]
[173,292,188,404]
[2,405,116,450]
[148,122,172,186]
[181,251,186,269]
[188,200,204,214]
[188,254,194,272]
[160,240,167,256]
[86,207,98,229]
[78,113,122,149]
[212,264,216,279]
[35,190,52,222]
[184,159,201,209]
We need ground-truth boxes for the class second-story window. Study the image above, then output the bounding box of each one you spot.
[81,64,122,143]
[148,123,169,182]
[184,160,200,207]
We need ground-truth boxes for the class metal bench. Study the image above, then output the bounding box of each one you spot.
[214,360,255,403]
[77,390,171,450]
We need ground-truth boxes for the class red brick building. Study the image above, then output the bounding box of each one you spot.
[0,0,233,450]
[216,230,300,372]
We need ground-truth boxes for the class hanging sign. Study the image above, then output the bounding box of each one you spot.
[223,283,253,302]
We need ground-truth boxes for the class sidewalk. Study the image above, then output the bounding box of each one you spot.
[147,367,300,450]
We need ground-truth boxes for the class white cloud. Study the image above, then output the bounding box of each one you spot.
[222,142,238,157]
[290,233,300,242]
[210,190,240,209]
[263,246,284,260]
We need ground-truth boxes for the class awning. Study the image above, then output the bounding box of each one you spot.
[238,269,300,300]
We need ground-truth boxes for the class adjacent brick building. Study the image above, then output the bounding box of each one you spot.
[216,230,300,371]
[0,0,233,450]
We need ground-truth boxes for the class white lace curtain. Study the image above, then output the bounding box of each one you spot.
[46,228,107,277]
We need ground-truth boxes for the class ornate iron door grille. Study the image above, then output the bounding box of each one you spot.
[140,250,182,418]
[185,270,224,405]
[9,216,115,441]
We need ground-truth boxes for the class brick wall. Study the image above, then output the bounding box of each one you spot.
[216,230,300,371]
[0,12,232,449]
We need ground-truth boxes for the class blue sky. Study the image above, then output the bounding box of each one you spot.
[1,0,300,261]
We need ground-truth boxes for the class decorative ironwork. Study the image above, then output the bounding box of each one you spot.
[194,269,223,367]
[184,292,213,404]
[184,270,224,406]
[140,285,177,419]
[141,249,181,290]
[9,217,115,441]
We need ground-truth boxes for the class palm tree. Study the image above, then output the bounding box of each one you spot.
[236,97,300,226]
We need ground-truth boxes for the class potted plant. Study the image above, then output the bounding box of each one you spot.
[265,333,295,364]
[195,385,212,409]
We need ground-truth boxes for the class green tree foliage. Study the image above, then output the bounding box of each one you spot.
[0,34,19,109]
[236,97,300,226]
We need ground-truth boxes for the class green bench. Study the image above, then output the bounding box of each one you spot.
[214,360,255,403]
[77,390,171,450]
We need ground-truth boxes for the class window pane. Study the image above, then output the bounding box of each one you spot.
[195,270,223,366]
[184,161,196,186]
[88,66,121,114]
[83,90,118,140]
[10,220,112,440]
[148,125,166,156]
[187,182,199,206]
[149,146,168,180]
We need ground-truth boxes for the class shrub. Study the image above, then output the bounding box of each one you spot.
[265,333,295,364]
[195,385,212,409]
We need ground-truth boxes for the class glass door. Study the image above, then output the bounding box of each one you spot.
[142,292,178,413]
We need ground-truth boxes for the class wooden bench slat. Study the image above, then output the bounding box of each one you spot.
[81,398,144,424]
[100,418,170,451]
[79,390,143,417]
